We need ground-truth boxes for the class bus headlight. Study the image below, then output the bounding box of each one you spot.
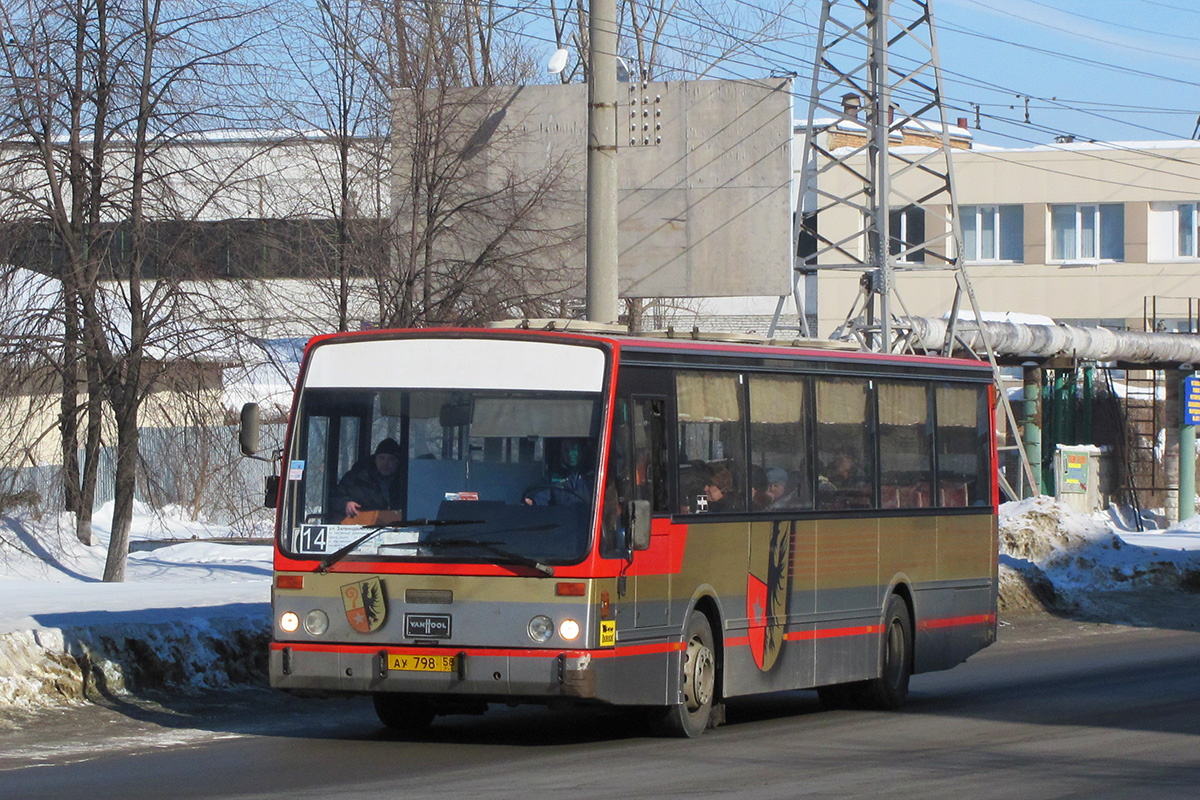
[528,615,553,643]
[558,619,581,641]
[280,611,300,633]
[304,609,329,636]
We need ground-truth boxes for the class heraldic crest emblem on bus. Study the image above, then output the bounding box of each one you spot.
[342,577,387,633]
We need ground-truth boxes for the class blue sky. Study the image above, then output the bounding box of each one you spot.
[565,0,1200,148]
[925,0,1200,146]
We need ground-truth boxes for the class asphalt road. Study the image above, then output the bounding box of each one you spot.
[2,612,1198,799]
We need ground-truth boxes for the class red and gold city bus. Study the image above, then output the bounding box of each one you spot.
[246,324,997,737]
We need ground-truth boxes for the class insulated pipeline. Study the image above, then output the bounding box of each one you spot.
[905,317,1200,365]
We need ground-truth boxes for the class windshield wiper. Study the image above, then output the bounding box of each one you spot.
[424,537,555,577]
[314,518,483,574]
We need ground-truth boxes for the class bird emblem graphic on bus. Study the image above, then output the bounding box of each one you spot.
[747,520,793,671]
[341,577,387,633]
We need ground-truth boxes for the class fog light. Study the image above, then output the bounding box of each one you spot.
[304,609,329,636]
[559,618,581,641]
[528,615,553,643]
[280,611,300,633]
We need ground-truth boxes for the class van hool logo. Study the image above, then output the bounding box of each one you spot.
[405,613,451,639]
[341,577,387,633]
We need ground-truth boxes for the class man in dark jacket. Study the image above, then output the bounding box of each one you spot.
[330,438,404,521]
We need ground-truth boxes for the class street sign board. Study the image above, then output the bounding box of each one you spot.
[1185,376,1200,426]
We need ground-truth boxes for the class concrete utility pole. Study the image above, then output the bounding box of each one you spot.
[586,0,620,324]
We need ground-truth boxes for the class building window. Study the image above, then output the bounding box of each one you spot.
[888,205,925,263]
[1177,203,1198,258]
[1050,203,1124,262]
[961,205,1023,262]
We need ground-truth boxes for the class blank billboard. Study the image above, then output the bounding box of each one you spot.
[391,77,793,298]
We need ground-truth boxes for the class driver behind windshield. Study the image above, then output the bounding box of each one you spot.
[525,438,593,506]
[329,437,404,522]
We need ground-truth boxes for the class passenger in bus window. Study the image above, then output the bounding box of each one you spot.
[820,454,858,490]
[819,453,871,509]
[525,438,592,506]
[329,438,404,522]
[765,468,788,504]
[770,468,812,510]
[703,464,736,512]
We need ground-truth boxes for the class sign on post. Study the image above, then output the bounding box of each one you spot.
[1185,376,1200,426]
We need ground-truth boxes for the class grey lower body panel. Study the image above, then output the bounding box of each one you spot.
[270,643,678,707]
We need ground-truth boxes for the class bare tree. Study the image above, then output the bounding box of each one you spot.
[0,0,271,580]
[0,0,120,545]
[264,0,576,332]
[377,83,575,327]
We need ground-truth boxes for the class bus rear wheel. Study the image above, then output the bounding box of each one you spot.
[817,594,912,711]
[861,594,912,709]
[373,693,436,733]
[659,610,717,737]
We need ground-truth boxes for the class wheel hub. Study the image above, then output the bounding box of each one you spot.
[683,635,715,710]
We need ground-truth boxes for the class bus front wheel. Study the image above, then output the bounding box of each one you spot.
[373,693,436,733]
[660,610,717,737]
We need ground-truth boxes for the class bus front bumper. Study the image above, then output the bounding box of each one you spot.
[269,641,679,706]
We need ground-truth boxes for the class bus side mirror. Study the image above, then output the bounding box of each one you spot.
[264,475,280,509]
[240,403,260,456]
[628,500,651,551]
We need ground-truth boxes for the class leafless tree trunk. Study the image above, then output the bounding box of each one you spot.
[0,0,271,579]
[268,0,572,332]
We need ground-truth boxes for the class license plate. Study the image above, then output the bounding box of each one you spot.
[387,653,456,673]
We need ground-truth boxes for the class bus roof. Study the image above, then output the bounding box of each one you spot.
[302,324,994,377]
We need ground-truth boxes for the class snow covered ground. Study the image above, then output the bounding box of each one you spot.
[0,502,271,709]
[1,496,1198,712]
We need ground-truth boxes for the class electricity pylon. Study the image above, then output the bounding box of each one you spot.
[796,0,1039,496]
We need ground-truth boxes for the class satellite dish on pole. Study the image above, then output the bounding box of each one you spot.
[547,48,569,75]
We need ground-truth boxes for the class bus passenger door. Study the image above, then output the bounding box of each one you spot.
[629,395,673,629]
[606,377,674,634]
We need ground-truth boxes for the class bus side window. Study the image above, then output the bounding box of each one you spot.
[815,377,876,511]
[878,381,933,508]
[936,384,991,506]
[748,374,813,511]
[676,371,746,514]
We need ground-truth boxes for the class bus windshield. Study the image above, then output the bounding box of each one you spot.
[281,386,603,567]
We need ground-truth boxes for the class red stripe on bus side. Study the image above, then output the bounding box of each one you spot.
[785,624,883,642]
[919,613,995,630]
[270,641,682,659]
[588,641,685,659]
[728,614,994,646]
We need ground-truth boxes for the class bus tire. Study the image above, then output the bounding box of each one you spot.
[373,693,436,733]
[861,594,912,710]
[660,610,717,738]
